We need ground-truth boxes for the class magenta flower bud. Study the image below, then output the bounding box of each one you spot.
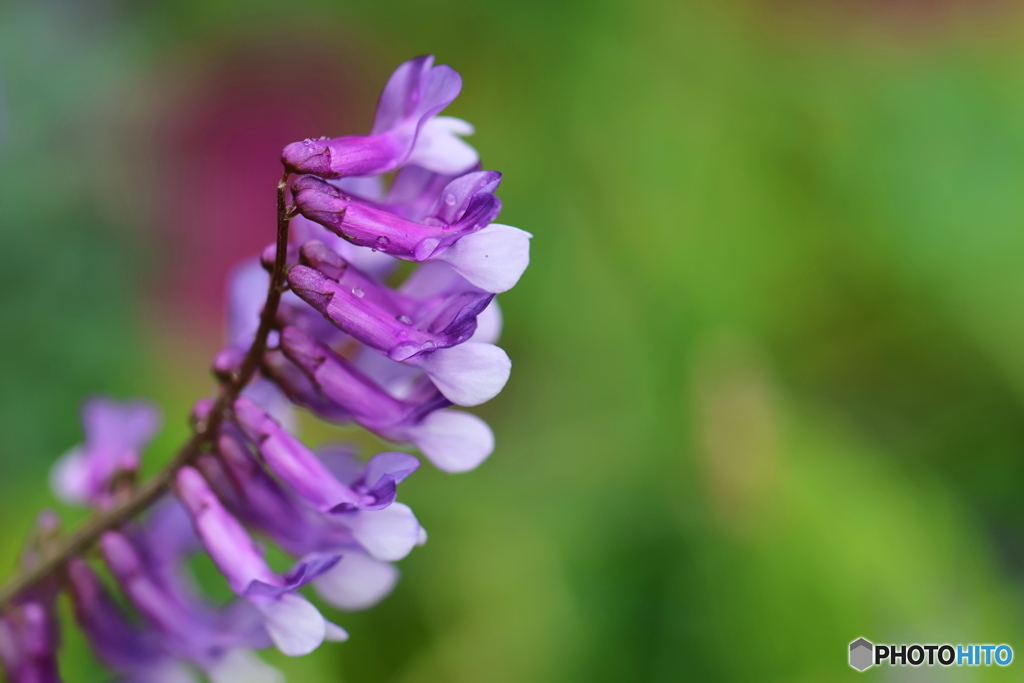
[49,397,162,508]
[260,241,298,272]
[281,56,469,178]
[0,602,62,683]
[291,174,501,261]
[232,397,365,512]
[280,327,495,472]
[262,349,352,424]
[175,467,278,593]
[176,467,345,656]
[66,558,185,682]
[288,264,491,362]
[212,346,246,381]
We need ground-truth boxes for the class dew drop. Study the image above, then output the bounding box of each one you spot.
[445,193,457,206]
[421,340,436,350]
[376,236,390,249]
[352,287,365,298]
[397,315,412,325]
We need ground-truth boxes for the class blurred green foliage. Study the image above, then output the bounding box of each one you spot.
[5,0,1024,680]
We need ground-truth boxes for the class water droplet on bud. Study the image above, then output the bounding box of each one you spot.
[352,287,365,298]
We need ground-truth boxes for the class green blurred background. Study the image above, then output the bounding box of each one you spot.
[4,0,1024,680]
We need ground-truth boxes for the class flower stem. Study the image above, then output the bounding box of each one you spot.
[0,170,294,612]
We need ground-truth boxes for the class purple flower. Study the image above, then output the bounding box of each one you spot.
[175,467,346,656]
[196,433,420,609]
[288,242,512,405]
[92,500,284,682]
[291,173,501,260]
[281,56,474,178]
[66,558,195,683]
[49,397,162,508]
[0,602,62,683]
[232,397,367,512]
[276,326,495,472]
[10,54,526,678]
[292,171,531,293]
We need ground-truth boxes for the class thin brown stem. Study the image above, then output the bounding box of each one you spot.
[0,170,294,611]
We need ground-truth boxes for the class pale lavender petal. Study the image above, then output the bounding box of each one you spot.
[49,447,89,505]
[371,55,436,134]
[250,594,325,657]
[83,397,163,454]
[206,650,282,683]
[313,553,400,611]
[407,342,511,406]
[400,409,494,473]
[342,503,422,562]
[51,397,162,506]
[405,116,479,175]
[324,622,350,642]
[226,260,269,349]
[432,223,532,293]
[469,299,502,344]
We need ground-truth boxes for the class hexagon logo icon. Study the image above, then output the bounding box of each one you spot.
[850,638,874,671]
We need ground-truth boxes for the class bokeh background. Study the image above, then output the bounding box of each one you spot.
[4,0,1024,680]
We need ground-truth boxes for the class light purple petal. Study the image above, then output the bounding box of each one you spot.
[241,379,297,435]
[233,398,361,512]
[343,503,422,562]
[407,342,511,406]
[250,594,325,657]
[371,55,436,134]
[469,299,502,344]
[324,622,349,642]
[175,467,276,593]
[405,117,479,175]
[49,447,89,505]
[206,650,282,683]
[432,223,532,293]
[314,553,400,611]
[401,409,494,473]
[226,260,269,349]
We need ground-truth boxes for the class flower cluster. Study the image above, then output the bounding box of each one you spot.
[0,55,529,682]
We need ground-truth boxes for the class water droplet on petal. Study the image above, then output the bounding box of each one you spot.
[397,315,412,325]
[352,287,365,298]
[444,193,457,206]
[421,340,436,350]
[376,236,390,249]
[389,342,419,361]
